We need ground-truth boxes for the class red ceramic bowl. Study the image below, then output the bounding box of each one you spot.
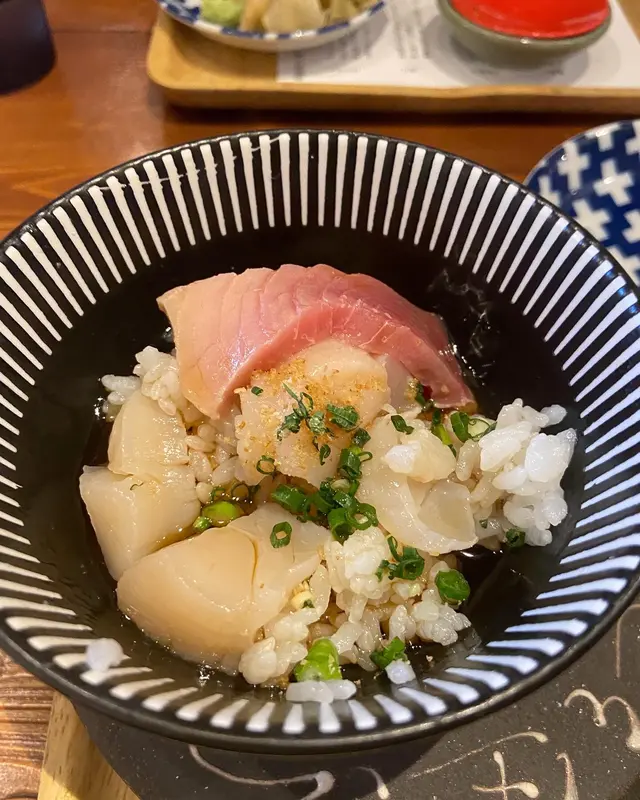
[451,0,610,39]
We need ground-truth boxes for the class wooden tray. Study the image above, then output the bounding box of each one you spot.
[147,1,640,112]
[38,693,136,800]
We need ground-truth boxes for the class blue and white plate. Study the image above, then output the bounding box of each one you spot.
[526,120,640,284]
[158,0,386,53]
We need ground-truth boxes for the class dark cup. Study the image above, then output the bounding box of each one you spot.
[0,0,55,94]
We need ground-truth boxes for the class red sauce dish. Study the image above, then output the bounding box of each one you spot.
[450,0,610,40]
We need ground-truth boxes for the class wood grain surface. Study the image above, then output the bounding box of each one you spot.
[0,0,632,798]
[38,695,136,800]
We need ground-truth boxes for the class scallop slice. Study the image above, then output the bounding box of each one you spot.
[358,416,477,555]
[419,480,475,543]
[80,465,199,580]
[236,339,389,487]
[108,390,189,481]
[117,506,326,664]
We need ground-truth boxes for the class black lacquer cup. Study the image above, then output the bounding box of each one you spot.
[0,0,55,94]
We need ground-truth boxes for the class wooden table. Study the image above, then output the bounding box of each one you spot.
[0,1,626,797]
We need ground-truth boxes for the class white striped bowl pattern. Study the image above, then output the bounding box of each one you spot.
[0,130,638,753]
[158,0,387,53]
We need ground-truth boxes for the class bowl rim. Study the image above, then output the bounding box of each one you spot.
[437,0,612,47]
[0,128,638,754]
[159,0,386,42]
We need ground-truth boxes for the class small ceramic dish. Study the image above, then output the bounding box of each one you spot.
[0,131,638,755]
[437,0,611,63]
[526,119,640,284]
[157,0,385,53]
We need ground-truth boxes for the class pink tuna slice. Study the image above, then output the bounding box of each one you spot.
[158,264,474,419]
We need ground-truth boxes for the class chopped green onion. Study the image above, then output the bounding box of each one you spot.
[228,481,253,503]
[387,538,425,581]
[431,409,456,454]
[308,490,332,516]
[327,404,359,431]
[251,386,263,396]
[202,500,244,527]
[294,638,341,682]
[271,485,309,516]
[505,527,526,549]
[370,637,407,670]
[479,519,488,529]
[209,485,227,503]
[338,447,364,480]
[277,411,302,440]
[328,508,352,543]
[468,417,497,441]
[193,515,213,533]
[376,559,391,581]
[352,428,371,448]
[450,411,470,443]
[283,383,314,417]
[308,410,330,437]
[302,599,315,609]
[391,415,414,435]
[415,382,434,410]
[270,521,292,548]
[256,455,276,475]
[435,569,470,605]
[319,443,331,465]
[351,502,378,528]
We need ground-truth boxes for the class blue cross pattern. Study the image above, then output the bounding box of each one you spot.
[159,0,201,23]
[527,120,640,285]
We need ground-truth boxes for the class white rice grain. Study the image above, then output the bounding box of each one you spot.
[85,638,124,672]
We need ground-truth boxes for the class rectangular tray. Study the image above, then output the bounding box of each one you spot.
[147,0,640,113]
[38,693,136,800]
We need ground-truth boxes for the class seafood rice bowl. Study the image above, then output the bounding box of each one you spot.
[81,263,576,700]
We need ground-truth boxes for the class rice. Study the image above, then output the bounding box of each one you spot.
[99,351,575,696]
[85,638,124,672]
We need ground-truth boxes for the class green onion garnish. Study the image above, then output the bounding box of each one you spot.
[467,417,497,441]
[308,489,333,516]
[376,559,391,581]
[256,455,276,475]
[450,410,470,442]
[435,569,470,605]
[209,485,227,503]
[328,508,352,543]
[479,519,488,529]
[270,521,292,548]
[277,411,302,440]
[201,500,244,527]
[347,502,378,531]
[505,527,526,549]
[319,443,331,465]
[415,383,434,410]
[302,599,315,609]
[308,410,330,437]
[431,409,456,455]
[370,637,407,670]
[294,638,341,682]
[193,516,213,533]
[338,447,364,479]
[270,485,309,516]
[327,404,359,431]
[352,428,371,448]
[251,386,263,396]
[391,415,414,434]
[387,537,425,581]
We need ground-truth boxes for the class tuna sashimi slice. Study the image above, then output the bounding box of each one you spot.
[159,264,473,419]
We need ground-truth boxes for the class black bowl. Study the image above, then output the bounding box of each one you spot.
[0,130,638,754]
